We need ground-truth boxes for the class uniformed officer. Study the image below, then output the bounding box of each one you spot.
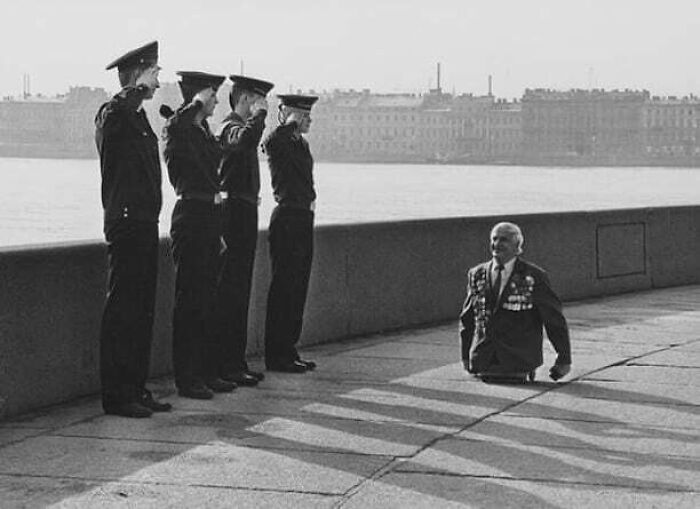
[161,71,236,399]
[95,41,171,417]
[262,94,319,373]
[212,75,274,387]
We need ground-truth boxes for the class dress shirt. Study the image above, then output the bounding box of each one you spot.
[491,257,517,298]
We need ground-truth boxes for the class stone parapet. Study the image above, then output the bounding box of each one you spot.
[1,206,698,417]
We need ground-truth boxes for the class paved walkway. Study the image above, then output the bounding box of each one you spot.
[1,286,699,508]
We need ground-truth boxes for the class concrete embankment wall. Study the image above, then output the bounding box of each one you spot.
[1,205,698,418]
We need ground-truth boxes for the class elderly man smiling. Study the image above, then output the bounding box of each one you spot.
[459,222,572,383]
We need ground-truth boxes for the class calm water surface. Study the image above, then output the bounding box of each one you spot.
[1,158,699,247]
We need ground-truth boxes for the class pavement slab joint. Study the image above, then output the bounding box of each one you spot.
[1,285,699,507]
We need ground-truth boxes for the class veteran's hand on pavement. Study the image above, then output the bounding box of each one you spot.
[549,363,571,381]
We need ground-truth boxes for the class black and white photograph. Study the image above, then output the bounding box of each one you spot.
[0,1,698,507]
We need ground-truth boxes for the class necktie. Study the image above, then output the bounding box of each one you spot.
[492,264,504,305]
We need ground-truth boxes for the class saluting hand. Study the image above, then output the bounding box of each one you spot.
[135,66,160,91]
[193,87,215,105]
[251,97,268,114]
[285,111,302,125]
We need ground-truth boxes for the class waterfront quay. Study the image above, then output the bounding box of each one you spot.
[1,205,699,506]
[0,285,698,508]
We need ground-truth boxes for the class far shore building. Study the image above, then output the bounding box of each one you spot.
[2,81,700,166]
[643,95,700,163]
[62,87,111,153]
[481,98,523,162]
[520,88,649,165]
[310,88,450,162]
[0,95,63,148]
[0,87,108,158]
[309,87,521,163]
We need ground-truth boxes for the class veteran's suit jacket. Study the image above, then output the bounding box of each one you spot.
[459,257,571,373]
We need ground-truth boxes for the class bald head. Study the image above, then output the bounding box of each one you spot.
[490,222,524,264]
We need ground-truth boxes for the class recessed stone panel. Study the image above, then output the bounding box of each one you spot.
[596,223,646,278]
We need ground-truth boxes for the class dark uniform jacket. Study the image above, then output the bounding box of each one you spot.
[218,110,267,204]
[262,122,316,208]
[95,86,162,227]
[162,102,221,197]
[460,257,571,373]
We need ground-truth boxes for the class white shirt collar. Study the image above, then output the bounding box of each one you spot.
[491,257,517,295]
[492,257,516,272]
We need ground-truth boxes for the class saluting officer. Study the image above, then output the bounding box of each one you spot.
[95,41,171,417]
[161,71,236,399]
[262,94,319,373]
[212,75,274,387]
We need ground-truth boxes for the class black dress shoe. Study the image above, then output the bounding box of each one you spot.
[205,377,237,393]
[178,382,214,400]
[266,360,308,373]
[104,402,153,418]
[298,359,316,370]
[222,372,259,387]
[140,390,172,412]
[245,369,265,382]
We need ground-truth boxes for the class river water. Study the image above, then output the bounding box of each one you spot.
[1,158,699,248]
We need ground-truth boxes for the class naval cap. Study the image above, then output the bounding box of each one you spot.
[229,75,274,96]
[277,94,319,112]
[105,41,159,71]
[176,71,227,91]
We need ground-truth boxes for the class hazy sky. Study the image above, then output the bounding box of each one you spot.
[1,0,699,99]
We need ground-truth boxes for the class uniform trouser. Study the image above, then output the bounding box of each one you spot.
[264,206,314,365]
[170,199,221,389]
[100,219,158,409]
[213,198,258,375]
